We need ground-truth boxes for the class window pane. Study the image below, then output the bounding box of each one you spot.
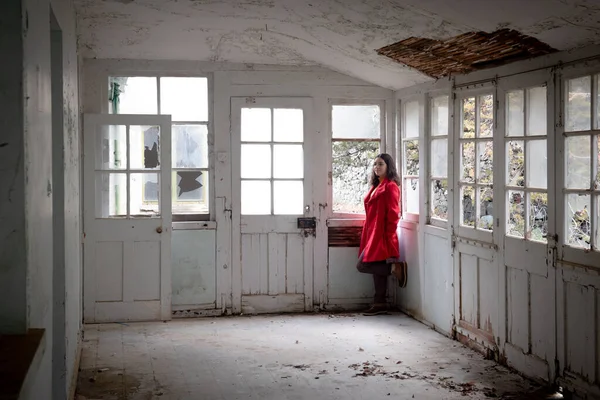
[172,170,208,214]
[431,179,448,220]
[566,76,591,132]
[96,125,127,170]
[404,140,419,176]
[528,193,548,243]
[477,141,493,184]
[129,125,161,170]
[109,77,157,115]
[478,186,494,231]
[460,141,475,183]
[596,135,600,190]
[273,145,303,179]
[527,140,547,189]
[596,196,600,250]
[507,141,524,187]
[431,138,447,177]
[274,181,303,215]
[567,194,591,249]
[332,140,379,214]
[332,105,380,139]
[160,77,208,122]
[95,173,127,218]
[404,101,419,138]
[130,173,159,217]
[274,109,303,142]
[566,136,591,189]
[172,125,208,169]
[507,191,525,238]
[241,180,271,215]
[479,94,494,138]
[527,86,547,136]
[241,144,271,179]
[462,98,475,138]
[597,75,600,130]
[461,186,475,227]
[431,96,449,137]
[405,178,419,214]
[507,91,524,137]
[241,108,271,142]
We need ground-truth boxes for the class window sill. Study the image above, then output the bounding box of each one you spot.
[172,221,217,230]
[326,218,365,227]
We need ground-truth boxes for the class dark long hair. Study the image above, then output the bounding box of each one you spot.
[370,153,401,187]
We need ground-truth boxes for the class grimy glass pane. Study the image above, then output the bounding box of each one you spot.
[479,94,494,138]
[129,125,161,170]
[273,145,303,179]
[506,90,524,137]
[241,108,271,142]
[566,136,591,189]
[332,140,379,214]
[160,77,208,122]
[527,140,547,189]
[460,185,475,227]
[274,109,303,142]
[332,105,380,139]
[478,186,494,231]
[172,170,208,215]
[507,141,524,187]
[462,97,476,138]
[404,101,419,138]
[566,76,591,132]
[477,141,493,184]
[527,86,547,136]
[109,77,157,115]
[274,181,303,215]
[404,140,419,176]
[431,96,449,137]
[241,180,271,215]
[405,178,419,214]
[95,173,127,218]
[241,144,271,179]
[130,173,160,217]
[461,141,475,183]
[507,190,525,238]
[431,179,448,220]
[96,125,127,170]
[172,125,208,169]
[528,192,548,243]
[567,193,591,249]
[430,138,447,177]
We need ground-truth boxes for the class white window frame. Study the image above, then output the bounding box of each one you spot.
[400,96,424,223]
[328,99,386,220]
[107,74,213,222]
[558,63,600,268]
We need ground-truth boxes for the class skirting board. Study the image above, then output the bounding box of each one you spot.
[241,294,305,314]
[68,331,83,400]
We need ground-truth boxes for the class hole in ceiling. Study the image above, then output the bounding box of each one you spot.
[376,29,557,79]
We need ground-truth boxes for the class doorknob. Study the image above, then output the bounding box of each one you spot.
[156,227,163,234]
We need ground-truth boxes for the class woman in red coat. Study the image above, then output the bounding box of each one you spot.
[357,153,407,316]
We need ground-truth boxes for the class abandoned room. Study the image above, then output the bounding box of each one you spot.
[2,0,600,399]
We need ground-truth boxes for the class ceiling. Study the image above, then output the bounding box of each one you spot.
[75,0,600,90]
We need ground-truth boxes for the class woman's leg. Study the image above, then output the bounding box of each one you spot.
[356,253,391,314]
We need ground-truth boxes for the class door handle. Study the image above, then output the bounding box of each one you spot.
[156,227,163,234]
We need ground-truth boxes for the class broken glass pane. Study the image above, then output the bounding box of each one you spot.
[507,141,524,187]
[332,105,380,139]
[478,186,494,231]
[160,77,208,122]
[566,76,591,132]
[172,125,208,169]
[96,125,126,170]
[172,170,208,214]
[479,94,494,138]
[129,125,161,170]
[528,192,548,243]
[507,190,525,238]
[431,179,448,220]
[567,194,591,249]
[461,186,475,227]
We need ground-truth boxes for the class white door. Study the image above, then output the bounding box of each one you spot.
[83,114,172,323]
[231,97,315,314]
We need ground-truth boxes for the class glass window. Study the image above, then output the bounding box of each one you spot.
[430,95,449,222]
[402,100,420,216]
[331,104,381,214]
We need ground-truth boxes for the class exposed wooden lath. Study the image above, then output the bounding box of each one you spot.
[376,29,557,79]
[328,226,362,247]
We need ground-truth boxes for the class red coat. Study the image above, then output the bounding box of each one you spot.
[359,179,401,262]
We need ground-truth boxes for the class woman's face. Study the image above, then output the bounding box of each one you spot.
[373,157,387,177]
